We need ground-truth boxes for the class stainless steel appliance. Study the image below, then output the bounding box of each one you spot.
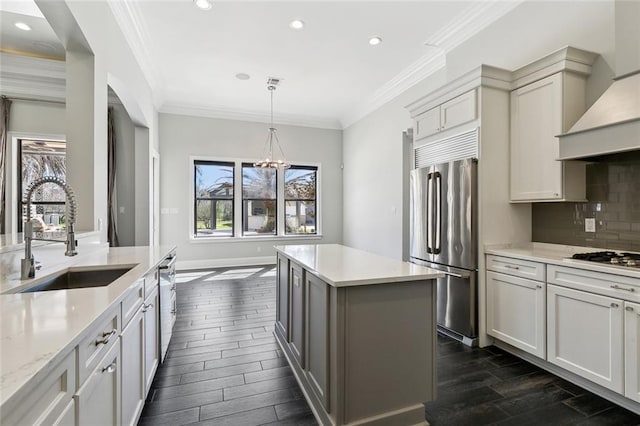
[572,251,640,268]
[410,158,478,345]
[158,252,177,362]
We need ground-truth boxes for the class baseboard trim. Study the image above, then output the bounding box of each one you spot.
[176,256,276,271]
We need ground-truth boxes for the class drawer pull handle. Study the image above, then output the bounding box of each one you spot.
[536,285,542,289]
[102,362,117,374]
[610,285,635,292]
[96,329,117,346]
[504,265,520,270]
[627,306,635,312]
[170,285,176,291]
[171,309,177,315]
[142,303,154,313]
[611,303,619,308]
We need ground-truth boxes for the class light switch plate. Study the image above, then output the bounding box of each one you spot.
[585,218,596,233]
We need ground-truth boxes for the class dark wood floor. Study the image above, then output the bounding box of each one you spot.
[139,266,640,426]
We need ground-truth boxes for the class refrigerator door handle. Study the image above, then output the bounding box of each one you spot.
[434,171,442,254]
[426,172,433,254]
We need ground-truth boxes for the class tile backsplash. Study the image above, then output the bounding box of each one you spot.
[532,152,640,251]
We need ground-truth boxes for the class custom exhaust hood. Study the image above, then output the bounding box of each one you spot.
[558,0,640,160]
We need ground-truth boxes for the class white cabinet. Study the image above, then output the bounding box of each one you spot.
[510,71,587,202]
[547,283,624,392]
[487,271,546,358]
[121,307,145,426]
[75,339,121,426]
[144,286,160,394]
[625,301,640,403]
[414,90,477,141]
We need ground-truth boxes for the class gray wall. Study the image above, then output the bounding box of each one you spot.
[109,102,136,246]
[533,152,640,251]
[8,100,65,135]
[159,113,343,267]
[343,0,616,260]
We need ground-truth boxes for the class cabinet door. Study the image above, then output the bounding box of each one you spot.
[625,301,640,403]
[121,307,145,426]
[547,284,623,392]
[510,73,564,201]
[276,255,290,340]
[52,400,75,426]
[487,271,545,358]
[289,262,305,368]
[305,273,329,410]
[415,106,441,140]
[76,340,121,426]
[440,90,476,131]
[144,287,160,395]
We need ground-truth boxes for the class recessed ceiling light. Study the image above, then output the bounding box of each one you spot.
[289,19,305,30]
[369,36,382,46]
[15,22,31,31]
[194,0,212,11]
[236,73,250,81]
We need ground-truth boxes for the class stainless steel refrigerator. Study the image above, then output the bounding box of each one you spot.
[410,158,478,345]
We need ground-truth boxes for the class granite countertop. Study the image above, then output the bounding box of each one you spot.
[274,243,443,287]
[485,242,640,279]
[0,245,176,409]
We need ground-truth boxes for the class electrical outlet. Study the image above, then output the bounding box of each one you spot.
[585,218,596,233]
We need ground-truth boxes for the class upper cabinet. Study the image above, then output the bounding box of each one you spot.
[415,90,477,141]
[509,47,598,202]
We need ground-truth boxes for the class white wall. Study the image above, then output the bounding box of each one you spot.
[159,113,342,267]
[343,0,616,260]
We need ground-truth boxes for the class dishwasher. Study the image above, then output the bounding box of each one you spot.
[158,251,177,362]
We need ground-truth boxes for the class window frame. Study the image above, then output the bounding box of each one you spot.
[284,165,318,236]
[189,156,321,242]
[241,162,278,237]
[193,160,235,238]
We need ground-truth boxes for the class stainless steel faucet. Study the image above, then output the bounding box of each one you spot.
[21,177,78,279]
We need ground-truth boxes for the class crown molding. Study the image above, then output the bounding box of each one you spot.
[160,103,342,130]
[107,0,164,108]
[340,0,523,129]
[0,53,65,102]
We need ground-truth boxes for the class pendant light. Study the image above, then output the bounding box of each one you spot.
[254,83,290,169]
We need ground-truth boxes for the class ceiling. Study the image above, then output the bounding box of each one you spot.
[0,2,65,60]
[0,0,522,129]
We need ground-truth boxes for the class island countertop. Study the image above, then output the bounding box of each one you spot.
[0,244,175,409]
[274,243,443,287]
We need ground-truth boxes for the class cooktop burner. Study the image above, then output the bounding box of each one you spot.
[571,251,640,267]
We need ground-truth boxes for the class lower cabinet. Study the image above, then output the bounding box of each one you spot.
[53,400,75,426]
[305,273,329,409]
[486,271,546,358]
[144,286,160,394]
[626,301,640,403]
[276,255,289,339]
[75,339,121,425]
[121,307,145,426]
[547,284,624,392]
[290,262,305,368]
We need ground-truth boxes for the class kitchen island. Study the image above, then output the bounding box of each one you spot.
[0,244,176,426]
[274,244,443,426]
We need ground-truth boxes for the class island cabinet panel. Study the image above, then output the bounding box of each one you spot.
[144,286,160,394]
[276,255,289,339]
[305,273,329,409]
[290,262,305,368]
[121,307,145,426]
[626,301,640,403]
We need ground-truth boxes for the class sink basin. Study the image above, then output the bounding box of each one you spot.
[19,267,134,293]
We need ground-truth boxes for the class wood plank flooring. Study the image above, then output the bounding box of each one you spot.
[139,266,640,426]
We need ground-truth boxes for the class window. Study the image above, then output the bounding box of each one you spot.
[285,166,317,235]
[194,161,234,237]
[242,163,277,236]
[19,139,67,232]
[191,158,319,239]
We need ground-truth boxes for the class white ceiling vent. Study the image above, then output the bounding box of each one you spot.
[267,77,281,86]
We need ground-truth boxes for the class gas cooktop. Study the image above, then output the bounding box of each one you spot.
[571,251,640,268]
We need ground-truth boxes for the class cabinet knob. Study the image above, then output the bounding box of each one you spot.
[626,306,635,312]
[536,284,542,289]
[611,303,619,308]
[102,362,117,374]
[96,329,117,346]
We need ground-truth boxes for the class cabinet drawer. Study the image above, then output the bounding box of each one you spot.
[121,279,144,327]
[78,306,120,385]
[548,265,640,303]
[486,255,545,281]
[1,349,76,426]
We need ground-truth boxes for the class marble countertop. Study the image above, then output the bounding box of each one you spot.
[485,242,640,279]
[0,245,175,409]
[274,244,443,287]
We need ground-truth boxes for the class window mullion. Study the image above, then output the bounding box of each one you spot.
[234,161,242,238]
[277,167,285,237]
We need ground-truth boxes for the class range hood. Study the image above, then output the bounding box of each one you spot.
[558,0,640,160]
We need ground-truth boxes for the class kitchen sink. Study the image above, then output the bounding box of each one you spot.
[19,267,134,293]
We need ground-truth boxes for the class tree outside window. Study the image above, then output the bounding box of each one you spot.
[285,166,317,235]
[194,161,234,237]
